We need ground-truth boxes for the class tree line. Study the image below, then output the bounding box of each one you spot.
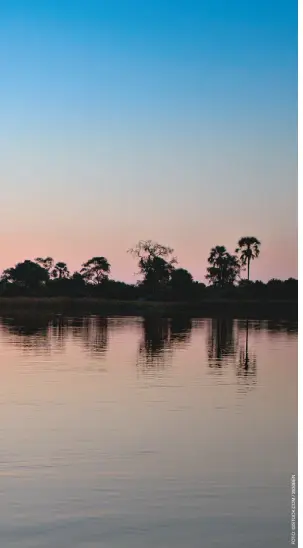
[0,236,297,300]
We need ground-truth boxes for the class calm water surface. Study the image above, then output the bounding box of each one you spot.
[0,315,297,547]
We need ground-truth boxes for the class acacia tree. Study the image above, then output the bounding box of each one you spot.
[128,240,177,288]
[236,237,261,281]
[206,246,240,287]
[80,257,110,284]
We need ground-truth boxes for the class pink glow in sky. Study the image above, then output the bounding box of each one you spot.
[0,1,297,282]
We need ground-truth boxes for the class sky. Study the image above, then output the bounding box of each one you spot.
[0,0,297,282]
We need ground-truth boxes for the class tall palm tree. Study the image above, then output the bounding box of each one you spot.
[236,237,261,281]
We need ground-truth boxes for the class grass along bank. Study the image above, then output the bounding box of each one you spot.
[0,297,297,319]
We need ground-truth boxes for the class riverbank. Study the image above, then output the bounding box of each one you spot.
[0,297,297,319]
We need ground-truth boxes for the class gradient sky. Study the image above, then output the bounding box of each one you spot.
[0,0,297,282]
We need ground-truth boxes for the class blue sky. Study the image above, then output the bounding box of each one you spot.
[0,0,297,281]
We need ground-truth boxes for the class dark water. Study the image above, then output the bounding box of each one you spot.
[0,315,297,548]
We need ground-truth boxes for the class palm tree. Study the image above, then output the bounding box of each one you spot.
[236,237,261,282]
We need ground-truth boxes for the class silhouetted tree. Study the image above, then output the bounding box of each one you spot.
[35,257,54,274]
[128,240,176,290]
[129,240,176,262]
[52,262,70,279]
[144,256,174,289]
[170,268,193,290]
[206,246,240,287]
[1,260,49,290]
[236,236,261,281]
[0,242,298,305]
[80,257,110,284]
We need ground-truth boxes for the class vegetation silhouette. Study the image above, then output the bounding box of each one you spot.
[206,246,240,287]
[2,260,49,291]
[53,262,70,279]
[236,237,261,282]
[0,239,297,315]
[128,240,177,298]
[35,257,54,274]
[80,257,111,285]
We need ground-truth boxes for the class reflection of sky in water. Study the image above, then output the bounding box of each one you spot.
[0,316,297,548]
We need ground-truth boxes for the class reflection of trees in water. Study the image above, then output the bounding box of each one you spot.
[137,315,192,370]
[137,317,171,369]
[265,320,298,335]
[1,313,296,379]
[65,317,86,347]
[239,319,297,336]
[207,318,257,390]
[235,318,297,391]
[207,318,237,368]
[66,316,109,358]
[170,316,192,346]
[0,315,51,354]
[236,320,257,390]
[49,315,69,352]
[0,314,71,354]
[0,314,108,358]
[80,316,108,358]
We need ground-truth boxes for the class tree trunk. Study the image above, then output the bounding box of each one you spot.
[247,258,250,282]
